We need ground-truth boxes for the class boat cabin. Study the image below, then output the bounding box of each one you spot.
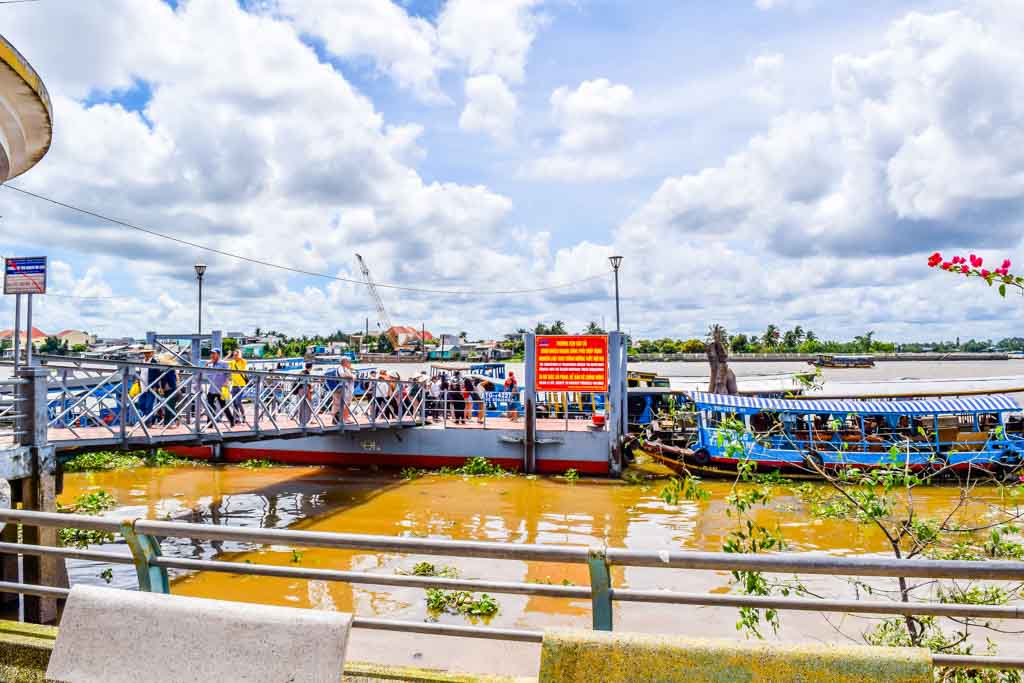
[689,391,1024,474]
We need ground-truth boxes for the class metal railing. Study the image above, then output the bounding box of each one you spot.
[0,508,1022,670]
[18,355,425,448]
[423,389,607,431]
[0,377,28,445]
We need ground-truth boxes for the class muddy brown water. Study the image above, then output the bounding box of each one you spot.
[58,465,1022,676]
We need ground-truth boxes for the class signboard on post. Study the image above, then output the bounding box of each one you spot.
[536,335,609,392]
[4,256,47,294]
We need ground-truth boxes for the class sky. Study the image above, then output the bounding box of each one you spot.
[2,0,1023,342]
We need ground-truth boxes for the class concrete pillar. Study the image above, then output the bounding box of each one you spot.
[523,333,537,474]
[15,366,67,624]
[607,332,627,476]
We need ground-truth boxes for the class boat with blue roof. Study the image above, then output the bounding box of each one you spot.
[635,391,1024,480]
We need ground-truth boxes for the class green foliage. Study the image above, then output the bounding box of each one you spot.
[58,490,117,548]
[400,467,424,480]
[39,336,69,354]
[63,449,196,472]
[659,476,710,504]
[63,451,144,472]
[100,568,114,584]
[238,458,277,469]
[425,589,499,617]
[290,549,303,564]
[563,468,579,483]
[401,562,458,578]
[439,457,507,477]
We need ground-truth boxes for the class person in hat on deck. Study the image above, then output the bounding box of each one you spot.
[203,349,235,427]
[135,347,160,426]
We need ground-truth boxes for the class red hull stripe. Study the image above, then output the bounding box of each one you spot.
[168,446,609,475]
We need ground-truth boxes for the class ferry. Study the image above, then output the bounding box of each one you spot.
[638,391,1024,479]
[808,354,875,368]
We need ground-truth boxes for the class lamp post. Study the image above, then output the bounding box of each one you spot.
[609,255,623,332]
[194,263,207,335]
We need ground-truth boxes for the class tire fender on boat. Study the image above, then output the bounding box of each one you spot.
[692,448,711,467]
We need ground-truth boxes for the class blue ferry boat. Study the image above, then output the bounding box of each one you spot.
[674,392,1024,477]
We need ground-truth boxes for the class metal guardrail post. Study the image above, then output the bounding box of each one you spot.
[253,374,262,434]
[121,521,170,594]
[119,367,129,442]
[587,546,613,631]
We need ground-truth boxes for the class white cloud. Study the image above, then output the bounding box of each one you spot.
[749,53,785,106]
[273,0,447,103]
[755,0,818,10]
[587,2,1024,338]
[459,75,519,142]
[437,0,544,85]
[0,0,565,338]
[526,78,637,181]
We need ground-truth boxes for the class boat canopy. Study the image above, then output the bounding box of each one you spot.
[688,391,1021,416]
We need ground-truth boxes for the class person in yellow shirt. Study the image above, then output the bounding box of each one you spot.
[228,349,248,423]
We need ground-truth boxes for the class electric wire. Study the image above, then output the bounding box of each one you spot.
[2,184,611,296]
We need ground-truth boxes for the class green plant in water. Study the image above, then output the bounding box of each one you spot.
[439,457,507,477]
[401,561,457,578]
[659,476,710,505]
[563,468,579,483]
[238,458,276,469]
[290,549,304,563]
[425,589,499,617]
[63,450,144,472]
[58,490,118,548]
[99,568,114,584]
[400,467,423,481]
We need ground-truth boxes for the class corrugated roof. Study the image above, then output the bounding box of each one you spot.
[688,391,1020,415]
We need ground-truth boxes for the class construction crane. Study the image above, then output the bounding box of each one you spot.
[355,253,399,351]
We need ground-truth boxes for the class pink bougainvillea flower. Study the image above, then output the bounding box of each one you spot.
[961,265,970,274]
[970,254,983,267]
[981,269,990,278]
[941,262,952,270]
[928,253,943,267]
[1003,259,1012,269]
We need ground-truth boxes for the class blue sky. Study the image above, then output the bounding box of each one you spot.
[1,0,1022,342]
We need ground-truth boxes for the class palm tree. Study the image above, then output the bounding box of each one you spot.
[762,324,781,349]
[805,330,817,343]
[854,331,875,352]
[793,325,804,344]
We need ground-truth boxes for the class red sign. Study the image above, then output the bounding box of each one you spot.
[536,335,609,392]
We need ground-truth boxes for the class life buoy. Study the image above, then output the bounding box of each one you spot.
[692,448,711,467]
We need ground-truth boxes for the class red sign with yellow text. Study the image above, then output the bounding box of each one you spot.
[536,335,609,392]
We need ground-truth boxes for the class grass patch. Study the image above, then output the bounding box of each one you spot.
[426,589,499,617]
[58,490,117,548]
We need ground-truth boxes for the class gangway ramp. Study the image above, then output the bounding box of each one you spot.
[2,355,424,456]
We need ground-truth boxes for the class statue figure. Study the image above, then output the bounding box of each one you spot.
[707,325,738,395]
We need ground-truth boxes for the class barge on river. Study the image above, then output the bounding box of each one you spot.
[808,354,875,368]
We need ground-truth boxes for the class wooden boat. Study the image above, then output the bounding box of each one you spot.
[632,391,1024,479]
[808,354,875,368]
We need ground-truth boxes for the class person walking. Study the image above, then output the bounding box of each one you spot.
[333,357,356,424]
[228,349,248,424]
[295,362,313,425]
[157,353,179,426]
[204,349,235,427]
[136,347,160,425]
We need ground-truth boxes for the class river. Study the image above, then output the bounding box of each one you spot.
[59,462,1022,676]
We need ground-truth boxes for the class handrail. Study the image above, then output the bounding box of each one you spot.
[0,508,1023,670]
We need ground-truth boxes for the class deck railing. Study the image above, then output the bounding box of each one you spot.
[0,508,1021,671]
[16,355,425,448]
[0,377,28,446]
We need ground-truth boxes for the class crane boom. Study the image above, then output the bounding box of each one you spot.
[355,254,398,350]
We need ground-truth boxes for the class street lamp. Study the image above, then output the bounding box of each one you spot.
[194,263,207,335]
[609,255,623,332]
